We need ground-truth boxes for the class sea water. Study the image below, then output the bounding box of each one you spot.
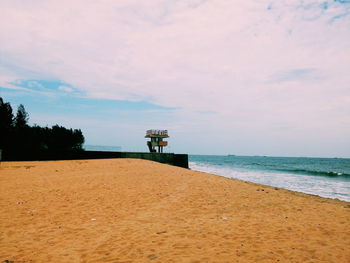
[189,155,350,202]
[84,145,122,152]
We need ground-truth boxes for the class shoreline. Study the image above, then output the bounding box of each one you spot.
[189,159,350,202]
[190,167,350,205]
[1,159,349,262]
[189,166,350,204]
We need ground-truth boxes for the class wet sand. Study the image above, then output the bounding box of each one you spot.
[0,159,349,263]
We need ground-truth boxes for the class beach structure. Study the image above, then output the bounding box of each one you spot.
[145,129,168,153]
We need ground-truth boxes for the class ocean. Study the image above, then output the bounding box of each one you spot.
[189,155,350,202]
[84,145,122,152]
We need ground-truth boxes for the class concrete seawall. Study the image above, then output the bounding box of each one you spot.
[119,152,188,168]
[1,150,189,169]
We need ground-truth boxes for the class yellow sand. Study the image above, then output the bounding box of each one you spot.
[0,159,349,263]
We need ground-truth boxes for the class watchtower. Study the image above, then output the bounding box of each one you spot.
[145,129,168,153]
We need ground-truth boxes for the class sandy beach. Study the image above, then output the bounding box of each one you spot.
[0,159,349,263]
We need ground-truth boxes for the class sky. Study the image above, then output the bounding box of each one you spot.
[1,0,350,157]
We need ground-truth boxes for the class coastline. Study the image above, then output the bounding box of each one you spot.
[1,159,349,262]
[189,155,350,202]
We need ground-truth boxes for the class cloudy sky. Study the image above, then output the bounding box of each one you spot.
[1,0,350,157]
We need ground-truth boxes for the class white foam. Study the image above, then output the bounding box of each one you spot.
[189,161,350,202]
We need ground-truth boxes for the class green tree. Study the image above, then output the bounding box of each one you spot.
[72,128,84,150]
[47,125,84,151]
[0,97,14,149]
[0,97,85,157]
[14,104,29,129]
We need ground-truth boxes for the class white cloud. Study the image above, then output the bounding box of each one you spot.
[1,0,350,155]
[58,86,73,93]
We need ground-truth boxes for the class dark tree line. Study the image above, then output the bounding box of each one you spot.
[0,97,84,154]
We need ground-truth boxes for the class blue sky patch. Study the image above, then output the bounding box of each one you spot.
[333,0,350,4]
[0,79,176,124]
[10,79,79,94]
[322,2,329,10]
[268,68,321,83]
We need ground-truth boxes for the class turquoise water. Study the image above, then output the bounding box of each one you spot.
[189,155,350,202]
[84,145,121,151]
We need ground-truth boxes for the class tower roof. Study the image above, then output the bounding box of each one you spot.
[145,129,169,138]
